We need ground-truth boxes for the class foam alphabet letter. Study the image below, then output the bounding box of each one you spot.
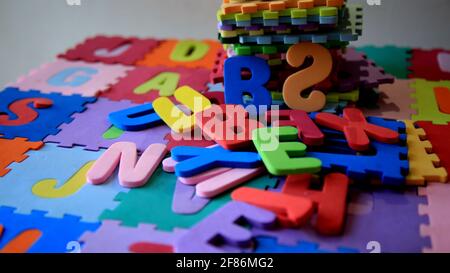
[175,201,276,253]
[282,173,349,235]
[267,109,324,146]
[434,87,450,114]
[252,126,322,175]
[314,107,399,151]
[283,43,332,112]
[171,145,261,177]
[0,225,42,253]
[196,104,263,150]
[108,103,162,131]
[94,43,132,58]
[224,56,272,108]
[47,67,98,87]
[0,98,53,126]
[232,187,314,228]
[87,142,167,188]
[153,86,211,133]
[32,161,95,199]
[170,40,210,62]
[134,72,180,97]
[163,156,264,198]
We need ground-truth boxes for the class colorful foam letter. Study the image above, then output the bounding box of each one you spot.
[108,103,162,131]
[434,87,450,114]
[153,86,211,133]
[195,104,263,150]
[283,43,332,112]
[32,161,95,198]
[0,98,53,126]
[170,40,210,63]
[47,67,98,87]
[171,145,261,177]
[232,187,314,228]
[224,56,272,108]
[314,108,400,151]
[134,72,180,97]
[0,226,42,253]
[87,142,167,188]
[163,156,264,198]
[252,126,322,175]
[282,173,349,235]
[175,201,276,253]
[267,109,324,146]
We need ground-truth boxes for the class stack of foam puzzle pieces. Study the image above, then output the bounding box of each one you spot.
[0,0,450,253]
[214,0,384,112]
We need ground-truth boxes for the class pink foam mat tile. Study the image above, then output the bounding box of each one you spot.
[8,59,133,97]
[419,183,450,253]
[363,79,417,120]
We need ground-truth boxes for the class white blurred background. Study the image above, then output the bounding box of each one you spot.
[0,0,449,87]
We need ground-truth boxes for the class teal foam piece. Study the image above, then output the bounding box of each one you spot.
[0,144,127,223]
[356,46,412,79]
[100,168,278,231]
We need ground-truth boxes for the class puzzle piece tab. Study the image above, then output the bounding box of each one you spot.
[419,183,450,252]
[404,120,447,185]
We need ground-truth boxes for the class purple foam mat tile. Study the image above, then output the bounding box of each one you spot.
[361,61,395,88]
[80,220,187,253]
[252,187,430,253]
[337,47,394,92]
[340,47,367,65]
[172,180,211,215]
[336,55,367,92]
[175,201,276,253]
[44,98,170,152]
